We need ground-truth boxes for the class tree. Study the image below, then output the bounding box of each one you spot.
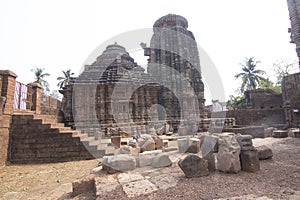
[273,59,297,85]
[57,69,74,89]
[226,95,246,110]
[49,90,62,100]
[234,57,266,93]
[31,67,50,92]
[259,78,281,94]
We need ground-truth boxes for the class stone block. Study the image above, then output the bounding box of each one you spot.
[135,150,162,168]
[264,127,275,137]
[162,147,178,152]
[111,136,121,148]
[256,145,273,160]
[177,137,200,153]
[152,135,164,150]
[200,134,219,155]
[203,152,215,172]
[137,134,155,152]
[178,154,209,178]
[273,130,288,138]
[217,133,241,173]
[151,153,172,168]
[72,175,96,197]
[177,138,189,153]
[236,134,254,150]
[102,154,136,173]
[178,126,188,136]
[240,149,260,172]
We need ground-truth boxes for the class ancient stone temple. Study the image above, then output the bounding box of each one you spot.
[287,0,300,68]
[143,14,205,129]
[284,1,300,127]
[60,14,204,136]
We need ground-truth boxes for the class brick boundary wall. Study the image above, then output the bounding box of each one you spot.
[211,108,285,126]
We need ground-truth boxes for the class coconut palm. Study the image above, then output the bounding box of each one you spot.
[31,67,50,92]
[234,57,266,93]
[57,69,74,89]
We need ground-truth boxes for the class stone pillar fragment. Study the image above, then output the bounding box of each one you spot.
[217,133,241,173]
[28,82,43,114]
[240,149,260,172]
[0,70,17,114]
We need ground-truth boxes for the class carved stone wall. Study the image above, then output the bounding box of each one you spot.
[287,0,300,68]
[60,14,204,135]
[282,72,300,127]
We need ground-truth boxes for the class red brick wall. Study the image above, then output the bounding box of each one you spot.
[8,114,94,164]
[0,70,16,165]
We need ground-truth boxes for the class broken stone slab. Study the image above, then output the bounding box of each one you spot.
[187,138,200,153]
[217,133,241,173]
[178,154,209,178]
[102,154,136,173]
[177,137,200,153]
[135,150,162,168]
[273,130,288,138]
[151,153,172,168]
[200,134,219,155]
[203,152,216,172]
[240,149,260,172]
[264,127,275,137]
[236,134,254,150]
[256,145,273,160]
[162,147,178,152]
[152,135,164,150]
[137,134,156,152]
[117,146,139,155]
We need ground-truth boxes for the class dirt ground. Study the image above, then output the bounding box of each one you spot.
[0,137,299,200]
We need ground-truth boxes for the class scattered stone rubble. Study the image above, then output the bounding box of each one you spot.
[70,127,300,198]
[99,131,275,176]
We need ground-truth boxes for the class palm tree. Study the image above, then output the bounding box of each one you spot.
[234,57,266,93]
[31,67,50,92]
[57,69,74,89]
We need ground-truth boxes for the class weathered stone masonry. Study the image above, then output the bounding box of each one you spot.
[60,14,205,135]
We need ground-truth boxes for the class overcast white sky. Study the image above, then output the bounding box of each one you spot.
[0,0,298,104]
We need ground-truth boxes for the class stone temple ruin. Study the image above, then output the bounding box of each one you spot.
[0,9,300,198]
[60,14,205,137]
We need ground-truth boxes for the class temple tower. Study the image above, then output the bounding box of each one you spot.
[143,14,205,131]
[287,0,300,68]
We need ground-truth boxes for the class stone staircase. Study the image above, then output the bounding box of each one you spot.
[9,111,116,163]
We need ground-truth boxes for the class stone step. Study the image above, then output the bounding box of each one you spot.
[80,137,95,142]
[13,110,35,114]
[51,123,65,128]
[55,127,73,132]
[59,130,79,137]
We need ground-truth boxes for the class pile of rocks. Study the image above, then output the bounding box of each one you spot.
[178,132,274,178]
[100,132,274,177]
